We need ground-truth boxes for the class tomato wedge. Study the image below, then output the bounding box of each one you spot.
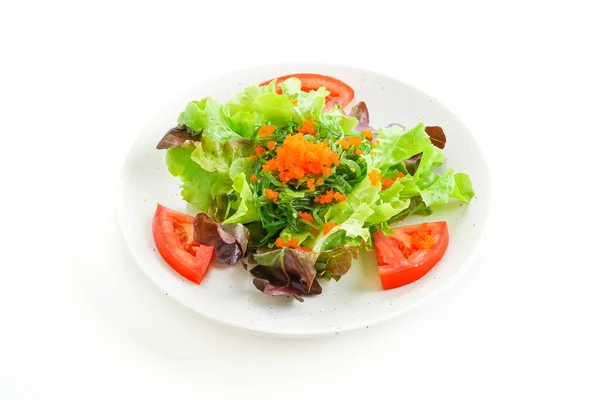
[152,204,214,284]
[373,222,449,290]
[259,73,355,108]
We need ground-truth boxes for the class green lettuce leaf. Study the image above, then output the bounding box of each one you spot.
[339,203,374,241]
[210,172,234,197]
[415,144,445,176]
[379,178,406,202]
[208,194,229,223]
[229,157,255,181]
[190,137,253,201]
[279,228,311,245]
[223,172,260,224]
[408,143,473,207]
[418,168,456,207]
[277,77,302,97]
[396,175,421,198]
[318,106,358,139]
[372,123,430,172]
[347,158,381,208]
[279,77,330,122]
[451,172,475,202]
[165,147,216,211]
[223,83,276,138]
[310,230,363,253]
[223,81,298,137]
[178,97,240,141]
[324,201,353,224]
[366,200,410,224]
[372,123,475,207]
[191,137,253,173]
[252,93,295,125]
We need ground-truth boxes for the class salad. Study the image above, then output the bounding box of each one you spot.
[153,74,474,301]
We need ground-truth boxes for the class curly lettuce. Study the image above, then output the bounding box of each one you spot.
[165,147,216,211]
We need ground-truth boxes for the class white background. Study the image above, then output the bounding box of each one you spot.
[1,1,599,399]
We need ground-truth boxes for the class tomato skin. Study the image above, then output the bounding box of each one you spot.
[152,204,214,284]
[374,222,449,290]
[259,73,355,108]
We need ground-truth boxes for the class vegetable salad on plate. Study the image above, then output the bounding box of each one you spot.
[152,74,474,301]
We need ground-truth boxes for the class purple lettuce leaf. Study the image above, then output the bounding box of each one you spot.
[349,101,375,132]
[424,126,446,149]
[385,122,407,130]
[315,246,360,281]
[156,124,202,149]
[246,248,322,301]
[252,278,323,302]
[193,212,249,265]
[404,154,422,176]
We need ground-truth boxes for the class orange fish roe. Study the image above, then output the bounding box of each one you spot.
[275,237,300,248]
[291,99,298,105]
[362,130,373,140]
[314,189,345,204]
[316,178,324,185]
[267,140,277,150]
[382,172,405,190]
[314,190,334,204]
[396,229,436,258]
[248,154,257,161]
[337,138,351,150]
[297,120,315,134]
[347,136,362,146]
[250,173,259,182]
[368,169,381,186]
[306,178,315,191]
[297,211,314,223]
[299,246,313,252]
[255,146,266,156]
[354,149,364,156]
[323,222,338,235]
[258,125,276,139]
[262,133,340,184]
[309,227,320,236]
[333,192,346,202]
[265,189,279,202]
[412,230,435,249]
[381,177,395,190]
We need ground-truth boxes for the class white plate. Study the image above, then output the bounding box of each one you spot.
[118,64,490,337]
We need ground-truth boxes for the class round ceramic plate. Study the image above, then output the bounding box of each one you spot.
[118,64,490,337]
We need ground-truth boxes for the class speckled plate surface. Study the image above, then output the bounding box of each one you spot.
[117,64,490,337]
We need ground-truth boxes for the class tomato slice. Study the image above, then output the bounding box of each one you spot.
[373,222,449,290]
[152,204,214,284]
[259,73,355,108]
